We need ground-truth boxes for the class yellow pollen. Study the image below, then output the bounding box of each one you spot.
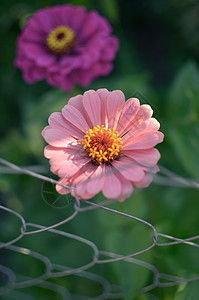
[46,25,75,55]
[82,125,123,165]
[138,118,144,125]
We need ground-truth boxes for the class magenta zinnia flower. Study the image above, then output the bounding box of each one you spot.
[15,5,119,91]
[42,89,164,201]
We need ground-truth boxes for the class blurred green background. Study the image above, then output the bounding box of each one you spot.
[1,0,199,299]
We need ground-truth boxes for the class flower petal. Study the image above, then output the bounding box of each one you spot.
[117,97,140,135]
[35,8,54,32]
[123,132,164,150]
[115,173,133,202]
[121,121,148,144]
[56,178,71,194]
[96,88,110,125]
[86,164,104,194]
[62,104,90,133]
[140,118,160,134]
[15,4,119,91]
[78,11,100,41]
[57,157,90,178]
[23,44,56,67]
[69,6,87,32]
[120,103,153,137]
[134,172,153,188]
[112,157,144,182]
[71,163,97,199]
[122,148,161,167]
[44,145,67,159]
[102,166,122,199]
[41,127,76,147]
[83,90,101,126]
[48,112,84,139]
[60,75,75,91]
[106,90,125,128]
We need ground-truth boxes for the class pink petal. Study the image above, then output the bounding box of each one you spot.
[135,104,153,121]
[74,187,94,200]
[44,145,68,159]
[41,127,76,147]
[102,166,122,199]
[115,173,133,202]
[68,94,92,128]
[96,88,110,125]
[112,157,144,182]
[134,172,153,188]
[86,165,104,194]
[48,112,84,139]
[48,144,86,166]
[56,178,71,195]
[82,90,101,126]
[57,157,90,178]
[121,118,161,144]
[121,121,148,144]
[106,90,125,128]
[71,163,97,199]
[122,148,161,167]
[119,103,153,136]
[123,132,164,150]
[62,104,90,133]
[116,98,140,135]
[140,118,160,134]
[75,181,95,200]
[68,94,83,110]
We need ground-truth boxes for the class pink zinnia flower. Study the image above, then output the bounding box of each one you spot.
[15,5,119,91]
[42,89,164,201]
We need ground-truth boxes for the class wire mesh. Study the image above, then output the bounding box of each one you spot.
[0,157,199,299]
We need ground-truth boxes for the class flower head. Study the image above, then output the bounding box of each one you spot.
[42,89,164,201]
[15,5,119,91]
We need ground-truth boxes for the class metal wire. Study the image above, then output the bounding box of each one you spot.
[0,157,199,299]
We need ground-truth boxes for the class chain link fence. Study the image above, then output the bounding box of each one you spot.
[0,158,199,299]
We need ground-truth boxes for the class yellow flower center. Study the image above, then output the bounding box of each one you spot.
[46,25,75,55]
[82,125,123,165]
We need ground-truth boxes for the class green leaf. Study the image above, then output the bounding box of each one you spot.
[166,61,199,177]
[168,61,199,123]
[96,192,152,299]
[22,88,73,156]
[174,281,199,300]
[167,124,199,177]
[100,0,119,23]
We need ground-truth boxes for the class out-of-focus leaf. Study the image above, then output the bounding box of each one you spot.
[105,229,151,299]
[174,281,199,300]
[167,124,199,177]
[96,192,152,299]
[0,130,30,163]
[167,62,199,177]
[22,88,74,156]
[167,61,199,123]
[100,0,119,23]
